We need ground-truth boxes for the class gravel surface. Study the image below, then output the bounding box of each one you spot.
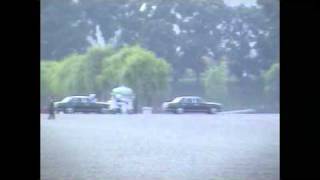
[41,113,279,180]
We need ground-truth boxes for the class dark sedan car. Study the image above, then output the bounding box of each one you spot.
[162,96,222,114]
[54,96,110,114]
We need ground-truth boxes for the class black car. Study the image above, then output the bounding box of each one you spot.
[54,96,110,114]
[162,96,222,114]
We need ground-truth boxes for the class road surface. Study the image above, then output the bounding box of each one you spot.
[41,113,279,180]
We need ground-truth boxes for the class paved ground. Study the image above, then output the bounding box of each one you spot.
[41,113,279,180]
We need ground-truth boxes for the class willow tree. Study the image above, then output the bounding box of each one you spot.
[96,45,171,108]
[123,49,171,108]
[41,61,58,105]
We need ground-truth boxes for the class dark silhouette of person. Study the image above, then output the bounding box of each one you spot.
[116,98,122,114]
[48,98,55,120]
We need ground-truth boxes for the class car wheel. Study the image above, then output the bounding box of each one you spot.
[209,107,218,114]
[100,108,109,114]
[176,108,184,114]
[64,108,74,114]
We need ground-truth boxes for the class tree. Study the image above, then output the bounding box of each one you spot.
[257,0,279,17]
[81,46,115,96]
[41,0,93,60]
[263,62,279,110]
[203,61,229,103]
[41,61,58,106]
[96,45,171,109]
[123,50,171,109]
[95,45,140,97]
[41,45,172,109]
[181,68,196,81]
[49,53,87,97]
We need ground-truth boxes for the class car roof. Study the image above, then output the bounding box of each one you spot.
[177,96,201,99]
[69,96,89,98]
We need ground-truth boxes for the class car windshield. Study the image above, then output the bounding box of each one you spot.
[61,97,72,103]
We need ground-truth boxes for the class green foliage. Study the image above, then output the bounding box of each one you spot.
[49,54,84,96]
[41,45,171,108]
[41,1,277,82]
[123,49,171,107]
[82,46,115,93]
[203,61,229,103]
[263,62,279,97]
[96,45,140,93]
[41,61,57,104]
[97,45,171,106]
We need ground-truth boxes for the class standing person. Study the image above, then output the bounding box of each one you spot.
[48,98,55,120]
[115,94,122,114]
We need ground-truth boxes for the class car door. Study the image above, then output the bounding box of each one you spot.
[177,98,187,110]
[79,97,92,112]
[196,97,208,112]
[191,97,203,112]
[182,98,195,112]
[69,97,81,112]
[88,98,99,112]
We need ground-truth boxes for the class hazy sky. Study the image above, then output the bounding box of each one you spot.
[224,0,257,7]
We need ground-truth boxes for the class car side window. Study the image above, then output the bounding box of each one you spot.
[190,98,195,104]
[186,98,193,104]
[71,98,80,103]
[198,98,204,103]
[81,98,89,103]
[180,98,186,103]
[194,98,201,104]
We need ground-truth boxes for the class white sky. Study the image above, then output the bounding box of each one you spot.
[224,0,257,7]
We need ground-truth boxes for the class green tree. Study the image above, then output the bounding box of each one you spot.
[203,61,229,103]
[41,46,115,100]
[123,55,171,109]
[263,62,279,110]
[41,61,58,105]
[49,54,86,96]
[95,45,139,97]
[41,45,172,109]
[97,45,171,108]
[82,46,115,95]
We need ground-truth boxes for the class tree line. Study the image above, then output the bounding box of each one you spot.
[41,45,278,112]
[41,46,171,110]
